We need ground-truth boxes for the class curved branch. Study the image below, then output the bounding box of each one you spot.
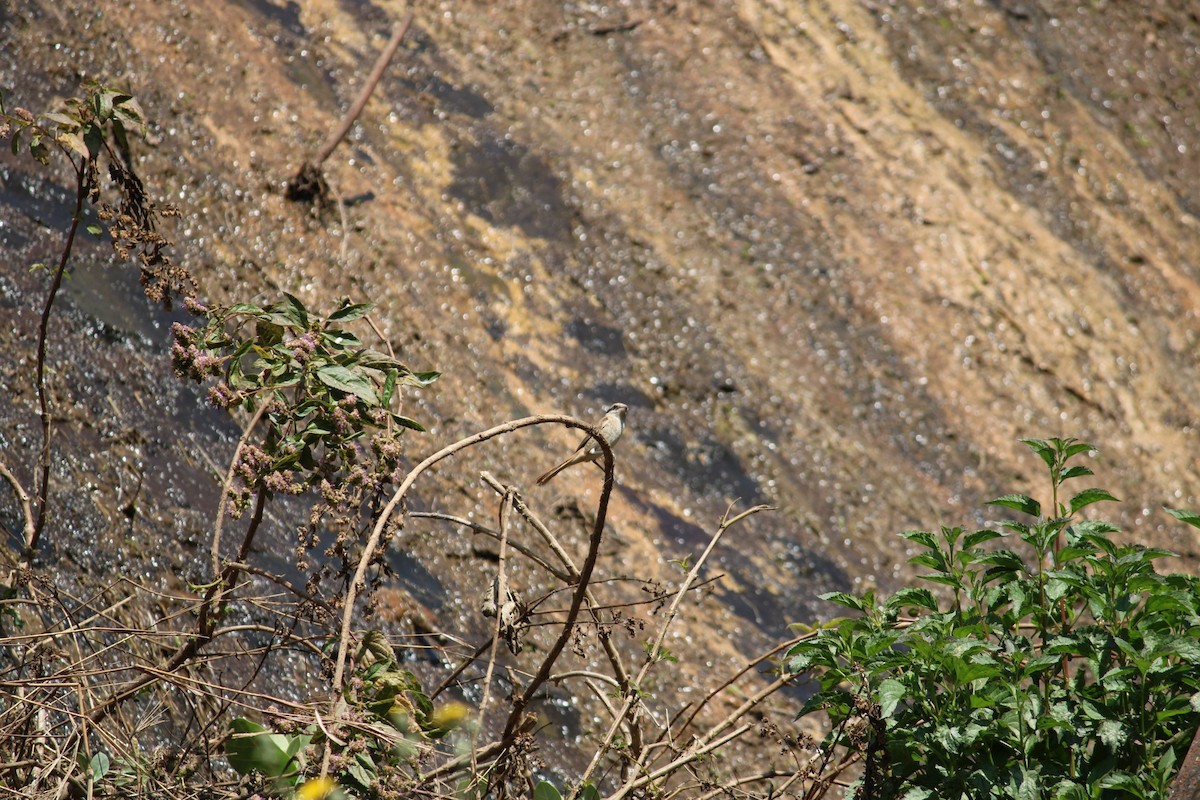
[0,458,35,549]
[322,412,616,774]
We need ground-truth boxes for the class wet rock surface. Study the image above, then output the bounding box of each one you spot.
[2,0,1199,767]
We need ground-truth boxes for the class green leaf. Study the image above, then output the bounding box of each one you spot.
[321,328,362,349]
[342,751,378,791]
[112,96,146,131]
[111,119,130,157]
[82,123,103,159]
[1060,464,1094,481]
[276,292,310,328]
[579,784,601,800]
[900,529,938,549]
[392,413,426,432]
[988,494,1041,517]
[1020,438,1057,470]
[355,349,405,370]
[94,89,115,122]
[1062,441,1095,459]
[962,528,1003,549]
[88,751,111,780]
[228,303,266,316]
[407,370,441,386]
[29,136,50,164]
[381,368,397,407]
[43,111,79,130]
[315,365,379,404]
[224,718,310,782]
[327,301,374,322]
[1068,487,1118,514]
[1165,506,1200,530]
[819,591,869,612]
[886,587,938,613]
[534,781,564,800]
[878,678,906,717]
[86,223,103,236]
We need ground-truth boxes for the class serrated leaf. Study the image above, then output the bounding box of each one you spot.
[1020,438,1057,469]
[327,302,373,322]
[988,494,1041,517]
[886,587,938,613]
[225,718,309,781]
[1165,506,1200,530]
[878,678,907,717]
[1063,441,1095,459]
[342,751,377,791]
[962,529,1003,549]
[900,529,938,549]
[819,591,869,612]
[315,365,378,404]
[1068,487,1117,514]
[276,292,309,328]
[1060,465,1094,481]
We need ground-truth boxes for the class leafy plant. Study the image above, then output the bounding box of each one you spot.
[171,293,437,510]
[1,81,194,556]
[788,438,1200,799]
[225,630,468,797]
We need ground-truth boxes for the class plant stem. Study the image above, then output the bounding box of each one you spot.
[28,161,87,557]
[312,10,414,167]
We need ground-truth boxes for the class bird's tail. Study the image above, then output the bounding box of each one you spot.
[535,461,567,485]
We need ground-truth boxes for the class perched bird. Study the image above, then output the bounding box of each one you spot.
[536,402,629,485]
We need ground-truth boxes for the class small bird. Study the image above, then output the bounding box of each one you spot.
[536,402,629,485]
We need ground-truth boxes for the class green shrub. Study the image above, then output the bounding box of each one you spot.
[788,438,1200,799]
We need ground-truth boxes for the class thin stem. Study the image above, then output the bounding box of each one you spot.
[473,487,514,785]
[312,10,414,167]
[29,161,88,557]
[210,403,269,579]
[572,503,771,799]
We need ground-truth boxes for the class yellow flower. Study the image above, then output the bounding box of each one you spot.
[295,776,336,800]
[428,702,471,734]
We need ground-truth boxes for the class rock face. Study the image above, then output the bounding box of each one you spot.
[2,0,1199,704]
